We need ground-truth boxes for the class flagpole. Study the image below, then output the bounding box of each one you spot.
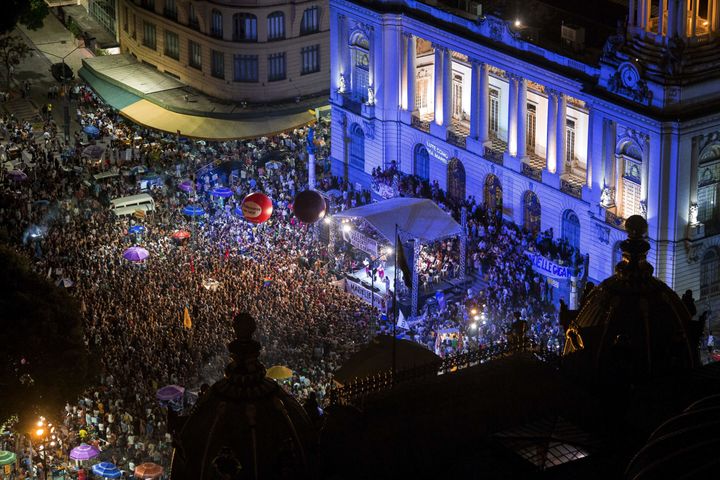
[392,224,398,386]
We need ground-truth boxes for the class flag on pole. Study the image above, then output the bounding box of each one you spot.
[396,309,409,330]
[183,306,192,329]
[395,234,412,289]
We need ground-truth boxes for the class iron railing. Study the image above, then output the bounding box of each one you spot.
[447,130,467,149]
[605,210,626,230]
[560,178,583,199]
[484,145,504,165]
[521,162,543,181]
[411,115,431,133]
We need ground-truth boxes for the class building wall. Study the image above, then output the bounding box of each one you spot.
[118,0,330,103]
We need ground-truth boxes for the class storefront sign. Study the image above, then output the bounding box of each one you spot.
[525,251,572,280]
[343,229,379,257]
[425,141,449,164]
[345,278,387,311]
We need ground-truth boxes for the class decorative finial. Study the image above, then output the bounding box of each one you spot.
[615,215,653,279]
[225,313,266,384]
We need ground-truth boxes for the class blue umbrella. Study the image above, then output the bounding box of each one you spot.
[182,205,205,217]
[210,186,233,198]
[83,125,100,137]
[128,225,146,234]
[92,462,121,479]
[233,206,244,217]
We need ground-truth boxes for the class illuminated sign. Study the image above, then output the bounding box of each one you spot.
[425,141,449,164]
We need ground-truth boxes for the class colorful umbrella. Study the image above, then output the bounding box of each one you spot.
[134,462,164,479]
[171,230,191,240]
[69,443,100,461]
[122,246,150,262]
[128,225,146,235]
[266,365,293,380]
[178,179,194,192]
[156,385,185,401]
[8,169,27,181]
[92,462,121,478]
[210,186,233,198]
[82,144,105,159]
[182,205,205,217]
[0,450,16,466]
[55,277,74,288]
[83,125,100,137]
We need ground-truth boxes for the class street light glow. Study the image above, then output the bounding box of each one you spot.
[35,428,44,437]
[341,223,352,233]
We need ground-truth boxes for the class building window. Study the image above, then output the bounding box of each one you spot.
[489,88,500,137]
[189,40,202,69]
[234,54,258,82]
[164,30,179,60]
[484,174,503,213]
[527,104,536,150]
[621,159,642,218]
[349,123,365,171]
[300,6,319,35]
[189,4,199,30]
[416,69,430,112]
[268,53,286,81]
[701,249,720,298]
[233,13,257,41]
[211,50,224,79]
[350,33,369,102]
[90,0,116,35]
[123,6,128,32]
[523,190,541,234]
[301,45,320,75]
[267,11,284,41]
[141,0,155,12]
[452,74,463,120]
[132,14,136,39]
[211,10,223,38]
[697,144,720,236]
[562,209,581,251]
[565,119,576,165]
[164,0,177,20]
[142,22,156,50]
[414,144,429,180]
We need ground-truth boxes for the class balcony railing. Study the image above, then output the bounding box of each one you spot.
[521,162,543,181]
[411,114,431,133]
[605,209,626,230]
[560,178,583,199]
[163,9,177,21]
[447,130,466,148]
[341,94,362,115]
[188,19,200,31]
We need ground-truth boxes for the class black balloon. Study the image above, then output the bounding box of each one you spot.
[293,190,326,224]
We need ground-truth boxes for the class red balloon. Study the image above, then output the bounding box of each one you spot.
[241,192,273,224]
[293,190,326,224]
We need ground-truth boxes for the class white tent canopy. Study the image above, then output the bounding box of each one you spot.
[334,198,462,243]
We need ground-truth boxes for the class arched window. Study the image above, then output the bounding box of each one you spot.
[349,33,369,102]
[211,9,223,38]
[349,124,365,171]
[300,6,320,35]
[267,11,284,41]
[697,142,720,236]
[414,144,429,180]
[523,191,541,234]
[447,158,466,206]
[701,248,720,298]
[484,174,503,213]
[616,140,643,218]
[561,210,581,251]
[233,13,257,42]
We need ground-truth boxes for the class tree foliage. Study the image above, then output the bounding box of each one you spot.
[0,34,32,89]
[0,0,49,34]
[0,245,93,430]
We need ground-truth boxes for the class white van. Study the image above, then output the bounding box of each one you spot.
[110,194,155,216]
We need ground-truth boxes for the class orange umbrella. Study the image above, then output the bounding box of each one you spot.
[171,230,191,240]
[134,462,163,479]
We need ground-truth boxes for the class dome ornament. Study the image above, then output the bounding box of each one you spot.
[615,215,654,280]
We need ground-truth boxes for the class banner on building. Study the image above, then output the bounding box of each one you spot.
[524,251,573,280]
[345,278,387,312]
[342,228,379,257]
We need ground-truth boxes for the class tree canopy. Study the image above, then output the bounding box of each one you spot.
[0,245,92,430]
[0,0,50,34]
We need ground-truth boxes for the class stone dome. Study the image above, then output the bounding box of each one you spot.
[170,313,317,480]
[561,216,696,385]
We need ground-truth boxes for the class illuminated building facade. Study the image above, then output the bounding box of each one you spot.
[118,0,330,103]
[329,0,720,298]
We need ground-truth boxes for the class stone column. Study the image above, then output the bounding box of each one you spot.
[556,93,567,176]
[516,76,527,160]
[433,45,443,125]
[585,106,594,187]
[507,75,518,156]
[338,15,349,91]
[478,63,489,143]
[546,90,558,173]
[640,135,650,216]
[442,48,453,127]
[689,135,700,217]
[690,0,697,36]
[667,0,677,38]
[405,33,416,112]
[469,60,480,139]
[658,0,666,35]
[629,0,636,27]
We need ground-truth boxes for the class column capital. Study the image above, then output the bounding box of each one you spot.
[470,58,486,68]
[546,87,563,99]
[431,42,444,51]
[507,72,524,82]
[402,31,414,39]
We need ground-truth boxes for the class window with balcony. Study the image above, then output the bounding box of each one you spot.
[268,53,286,82]
[189,40,202,69]
[142,22,156,50]
[267,11,285,41]
[140,0,155,12]
[164,0,177,20]
[211,51,224,79]
[233,13,257,42]
[164,30,179,59]
[301,45,319,75]
[234,54,258,82]
[211,10,223,38]
[300,6,319,35]
[565,119,576,166]
[698,143,720,236]
[188,4,199,30]
[489,88,500,136]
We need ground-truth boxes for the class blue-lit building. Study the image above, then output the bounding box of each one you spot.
[328,0,720,301]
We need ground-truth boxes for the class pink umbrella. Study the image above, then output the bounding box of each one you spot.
[70,443,100,461]
[156,385,185,401]
[122,246,150,262]
[178,179,194,192]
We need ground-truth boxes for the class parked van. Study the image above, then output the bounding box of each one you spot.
[110,194,155,216]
